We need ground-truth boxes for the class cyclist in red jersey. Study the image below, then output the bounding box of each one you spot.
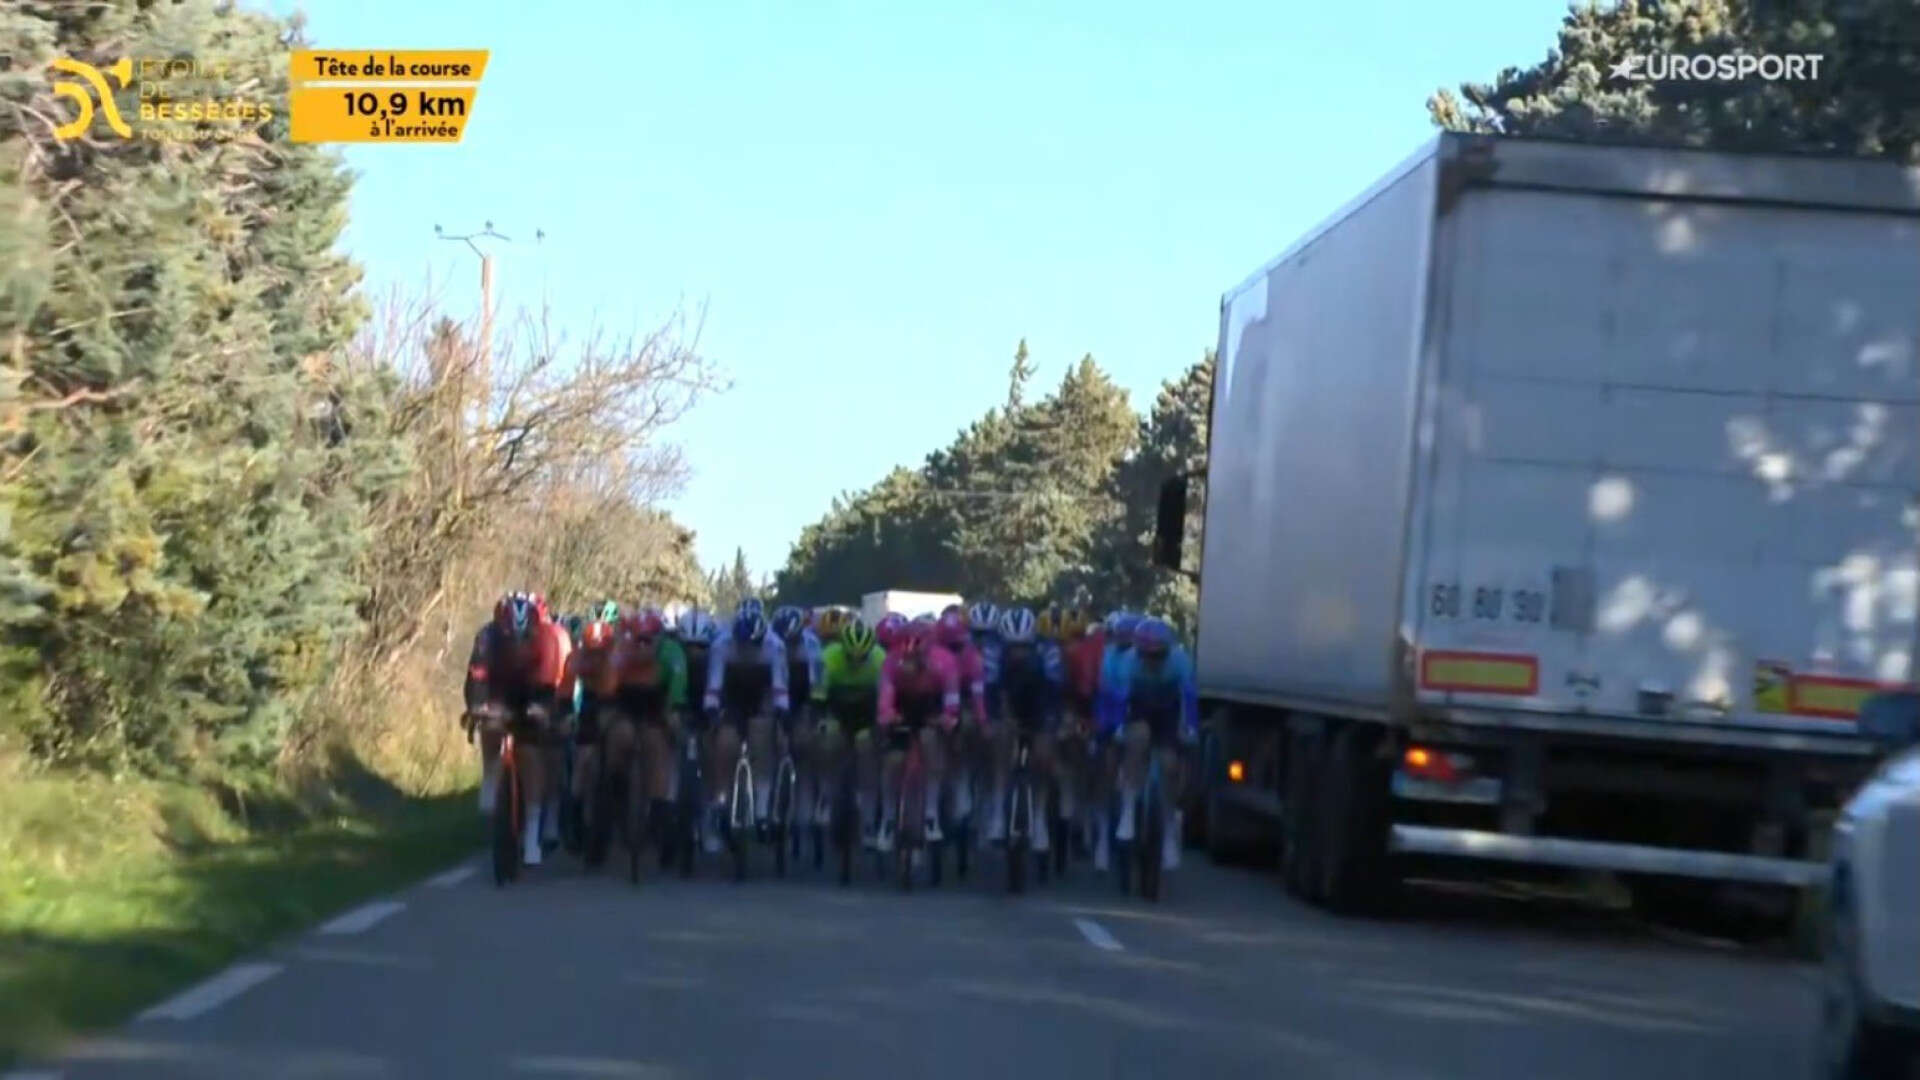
[466,591,571,867]
[1062,610,1106,859]
[562,618,621,862]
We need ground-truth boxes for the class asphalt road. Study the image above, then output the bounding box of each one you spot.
[16,840,1825,1080]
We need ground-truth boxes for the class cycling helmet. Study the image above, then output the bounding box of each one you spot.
[736,597,765,622]
[874,612,910,650]
[999,606,1037,644]
[842,617,876,660]
[582,619,615,650]
[623,609,665,641]
[732,611,768,646]
[683,610,720,647]
[771,605,807,643]
[934,609,969,648]
[1134,616,1175,660]
[497,592,537,639]
[896,623,930,660]
[674,607,705,640]
[597,599,620,624]
[814,607,848,641]
[967,601,1000,635]
[1107,610,1142,645]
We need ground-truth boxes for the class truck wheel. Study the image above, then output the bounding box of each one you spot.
[1281,729,1321,899]
[1316,724,1394,915]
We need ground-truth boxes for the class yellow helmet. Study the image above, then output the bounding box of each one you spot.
[814,607,849,641]
[1035,605,1064,640]
[1059,607,1090,641]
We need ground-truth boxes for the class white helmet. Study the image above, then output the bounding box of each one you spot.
[999,606,1037,644]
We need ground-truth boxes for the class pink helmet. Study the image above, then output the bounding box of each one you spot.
[875,612,910,650]
[934,609,969,649]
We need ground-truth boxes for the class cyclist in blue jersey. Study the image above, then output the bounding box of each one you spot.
[1102,616,1198,873]
[1091,611,1141,870]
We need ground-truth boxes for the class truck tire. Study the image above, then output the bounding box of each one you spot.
[1281,728,1321,899]
[1316,723,1394,915]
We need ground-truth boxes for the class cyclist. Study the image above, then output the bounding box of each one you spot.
[562,617,621,863]
[987,605,1063,852]
[929,608,988,844]
[1064,609,1110,866]
[615,609,684,853]
[812,616,885,847]
[564,613,587,648]
[1105,616,1198,872]
[702,609,790,849]
[875,611,910,651]
[671,607,719,838]
[875,622,961,852]
[464,591,571,867]
[771,605,824,836]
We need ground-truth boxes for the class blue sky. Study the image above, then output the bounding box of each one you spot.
[277,0,1568,577]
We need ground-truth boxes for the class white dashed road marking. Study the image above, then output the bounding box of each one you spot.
[316,899,406,936]
[1072,917,1124,952]
[137,962,284,1021]
[426,863,477,888]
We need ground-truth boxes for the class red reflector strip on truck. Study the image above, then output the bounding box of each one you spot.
[1419,650,1539,696]
[1790,675,1911,720]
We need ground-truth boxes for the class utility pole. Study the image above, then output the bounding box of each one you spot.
[433,222,540,510]
[434,221,542,417]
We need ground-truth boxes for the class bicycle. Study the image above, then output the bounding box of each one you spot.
[588,725,646,885]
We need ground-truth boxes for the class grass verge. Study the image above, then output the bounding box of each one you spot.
[0,760,478,1069]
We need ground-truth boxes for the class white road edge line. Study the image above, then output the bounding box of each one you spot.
[425,864,476,888]
[1072,917,1125,952]
[317,899,407,936]
[136,962,283,1022]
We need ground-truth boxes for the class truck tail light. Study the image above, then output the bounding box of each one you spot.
[1403,745,1463,784]
[1227,759,1246,783]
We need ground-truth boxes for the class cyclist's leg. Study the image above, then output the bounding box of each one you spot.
[853,723,879,844]
[1154,732,1183,869]
[639,712,672,833]
[813,715,845,826]
[790,709,816,829]
[708,712,743,851]
[512,715,548,864]
[1031,720,1056,852]
[987,709,1017,841]
[479,727,504,814]
[921,720,948,840]
[877,724,907,850]
[1115,719,1151,840]
[746,706,775,826]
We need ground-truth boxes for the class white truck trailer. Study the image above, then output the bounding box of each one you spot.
[1154,134,1920,923]
[860,590,964,625]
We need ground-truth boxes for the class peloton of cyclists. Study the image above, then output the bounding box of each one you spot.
[464,590,1194,886]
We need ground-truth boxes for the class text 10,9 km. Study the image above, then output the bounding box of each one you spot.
[341,90,467,121]
[1428,582,1546,623]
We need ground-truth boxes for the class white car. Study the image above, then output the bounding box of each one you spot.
[1818,707,1920,1080]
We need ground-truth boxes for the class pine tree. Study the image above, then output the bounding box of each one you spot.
[1006,338,1035,411]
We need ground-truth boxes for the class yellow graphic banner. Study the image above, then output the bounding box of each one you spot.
[289,50,489,144]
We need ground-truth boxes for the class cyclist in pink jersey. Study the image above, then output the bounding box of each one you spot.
[875,625,961,852]
[931,608,989,842]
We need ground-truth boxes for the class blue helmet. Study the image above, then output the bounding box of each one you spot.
[1107,611,1142,645]
[732,611,768,646]
[736,597,765,623]
[967,601,1000,636]
[771,605,806,642]
[1134,616,1175,657]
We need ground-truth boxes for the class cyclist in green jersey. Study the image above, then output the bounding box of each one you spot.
[811,616,887,848]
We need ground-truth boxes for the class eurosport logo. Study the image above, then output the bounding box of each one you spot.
[1610,53,1825,82]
